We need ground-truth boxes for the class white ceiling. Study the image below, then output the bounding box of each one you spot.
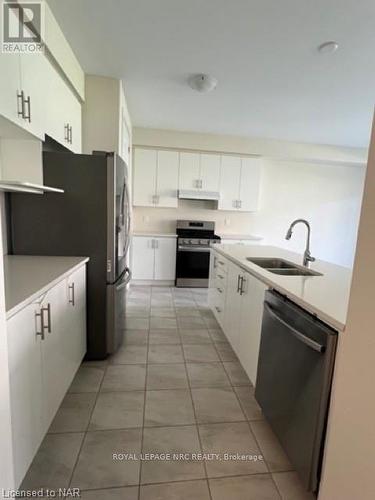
[48,0,375,148]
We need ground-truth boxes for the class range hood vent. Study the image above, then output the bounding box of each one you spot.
[0,181,64,194]
[178,189,220,201]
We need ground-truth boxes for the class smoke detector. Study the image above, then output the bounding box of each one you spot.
[188,74,218,93]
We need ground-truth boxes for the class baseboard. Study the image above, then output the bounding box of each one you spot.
[131,280,175,287]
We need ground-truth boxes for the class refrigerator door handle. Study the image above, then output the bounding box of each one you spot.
[264,302,325,353]
[124,179,132,257]
[116,268,132,291]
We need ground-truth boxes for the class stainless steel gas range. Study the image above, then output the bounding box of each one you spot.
[175,220,221,287]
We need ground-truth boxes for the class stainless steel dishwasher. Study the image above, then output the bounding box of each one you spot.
[255,290,338,493]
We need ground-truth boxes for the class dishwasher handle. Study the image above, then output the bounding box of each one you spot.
[264,302,325,353]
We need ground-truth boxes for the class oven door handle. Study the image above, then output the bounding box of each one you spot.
[178,246,211,253]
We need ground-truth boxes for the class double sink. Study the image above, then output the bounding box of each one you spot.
[246,257,322,277]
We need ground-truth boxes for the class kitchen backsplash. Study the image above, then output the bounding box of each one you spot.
[133,199,259,235]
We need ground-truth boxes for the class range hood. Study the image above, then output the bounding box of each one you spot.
[0,181,64,194]
[178,189,220,201]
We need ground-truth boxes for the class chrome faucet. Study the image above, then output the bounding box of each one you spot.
[285,219,316,267]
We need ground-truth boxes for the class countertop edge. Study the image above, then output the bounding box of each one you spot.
[212,245,346,332]
[6,257,89,320]
[133,232,177,238]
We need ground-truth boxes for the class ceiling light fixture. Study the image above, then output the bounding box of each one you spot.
[318,41,339,54]
[188,74,218,93]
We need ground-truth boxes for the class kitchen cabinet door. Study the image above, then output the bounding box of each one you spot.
[218,155,241,211]
[238,272,267,384]
[64,85,82,153]
[19,53,50,140]
[131,236,155,280]
[156,150,179,207]
[200,154,220,192]
[40,279,70,429]
[223,262,242,353]
[66,266,87,378]
[133,148,157,206]
[7,302,44,487]
[0,52,22,127]
[179,152,200,191]
[154,237,177,280]
[238,157,261,212]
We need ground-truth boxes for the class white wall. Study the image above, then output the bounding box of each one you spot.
[133,128,366,268]
[318,116,375,500]
[253,160,365,268]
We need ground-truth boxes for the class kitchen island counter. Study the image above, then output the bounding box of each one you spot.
[213,244,352,331]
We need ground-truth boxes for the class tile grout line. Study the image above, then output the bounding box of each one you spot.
[175,289,214,500]
[67,358,109,489]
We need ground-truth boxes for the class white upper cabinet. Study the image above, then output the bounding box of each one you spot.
[19,53,50,140]
[219,156,242,210]
[156,150,179,207]
[0,53,22,128]
[133,148,178,208]
[200,154,221,192]
[133,149,157,207]
[43,59,82,153]
[179,152,221,192]
[179,152,200,191]
[219,155,261,212]
[239,157,261,212]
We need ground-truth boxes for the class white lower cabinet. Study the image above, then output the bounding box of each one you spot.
[7,302,44,488]
[237,271,267,384]
[6,265,87,487]
[209,249,267,385]
[223,262,243,353]
[132,236,176,281]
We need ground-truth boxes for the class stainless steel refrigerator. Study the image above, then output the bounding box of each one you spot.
[10,151,132,359]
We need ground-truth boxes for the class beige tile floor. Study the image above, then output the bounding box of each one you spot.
[21,286,315,500]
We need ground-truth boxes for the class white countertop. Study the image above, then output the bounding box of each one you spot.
[218,233,263,241]
[213,245,352,331]
[133,232,177,238]
[4,255,89,319]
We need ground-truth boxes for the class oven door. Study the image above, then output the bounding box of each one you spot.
[106,267,132,354]
[175,245,211,287]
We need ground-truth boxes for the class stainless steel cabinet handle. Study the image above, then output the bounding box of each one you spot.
[238,200,242,209]
[218,260,225,266]
[154,239,159,249]
[217,287,223,294]
[237,274,241,293]
[199,179,203,188]
[217,273,224,279]
[35,310,45,340]
[69,125,73,144]
[240,276,245,295]
[215,306,222,313]
[68,283,75,306]
[24,95,31,122]
[64,124,69,142]
[264,302,325,353]
[213,256,217,268]
[41,303,52,333]
[17,91,25,118]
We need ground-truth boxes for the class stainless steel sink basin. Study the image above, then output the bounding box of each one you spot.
[246,257,322,277]
[246,257,297,269]
[268,268,322,276]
